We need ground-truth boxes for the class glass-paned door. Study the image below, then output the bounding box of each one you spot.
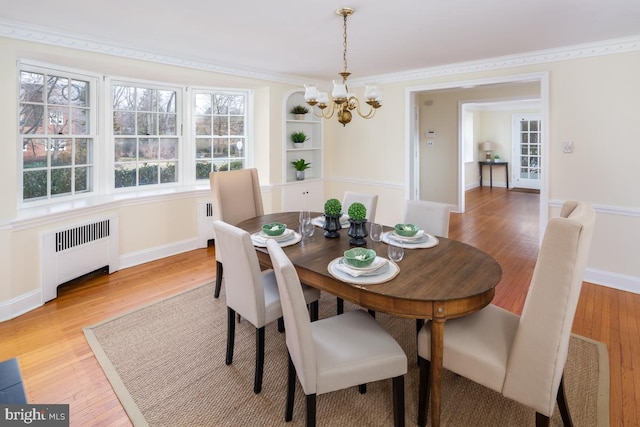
[512,114,541,190]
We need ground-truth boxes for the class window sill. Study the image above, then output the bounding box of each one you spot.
[12,184,211,229]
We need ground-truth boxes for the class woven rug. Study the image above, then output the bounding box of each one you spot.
[84,282,609,426]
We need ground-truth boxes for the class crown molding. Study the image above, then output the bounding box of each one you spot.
[351,35,640,85]
[2,19,639,87]
[0,19,309,85]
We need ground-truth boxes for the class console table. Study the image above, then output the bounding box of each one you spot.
[479,161,509,189]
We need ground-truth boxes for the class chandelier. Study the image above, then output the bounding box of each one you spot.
[303,7,382,127]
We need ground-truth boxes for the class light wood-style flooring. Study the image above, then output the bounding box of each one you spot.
[0,187,637,426]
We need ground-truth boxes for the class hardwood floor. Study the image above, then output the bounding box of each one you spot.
[0,187,637,426]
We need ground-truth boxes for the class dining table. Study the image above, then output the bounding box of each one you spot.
[237,211,502,427]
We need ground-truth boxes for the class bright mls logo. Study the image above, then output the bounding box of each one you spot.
[1,405,69,426]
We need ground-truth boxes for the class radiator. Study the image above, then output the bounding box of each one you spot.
[40,216,119,302]
[197,201,215,248]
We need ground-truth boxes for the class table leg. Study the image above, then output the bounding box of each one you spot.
[505,163,509,189]
[430,316,445,427]
[479,163,483,187]
[489,164,493,188]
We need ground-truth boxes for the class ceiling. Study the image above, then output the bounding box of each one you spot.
[2,0,640,83]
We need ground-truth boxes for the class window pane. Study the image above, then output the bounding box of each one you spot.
[160,138,178,160]
[113,86,135,110]
[196,160,212,179]
[23,170,47,199]
[213,139,229,158]
[195,94,212,115]
[196,139,212,158]
[158,90,176,113]
[20,71,44,103]
[75,138,90,164]
[70,79,89,107]
[139,138,159,160]
[115,138,137,161]
[213,116,228,135]
[229,116,245,135]
[23,138,47,169]
[229,138,245,158]
[114,111,135,135]
[114,164,137,188]
[51,167,72,196]
[19,104,44,134]
[160,162,177,183]
[47,76,68,105]
[159,113,176,135]
[75,166,91,192]
[195,116,211,135]
[137,88,155,111]
[138,163,158,185]
[71,107,89,134]
[51,139,72,166]
[137,112,157,135]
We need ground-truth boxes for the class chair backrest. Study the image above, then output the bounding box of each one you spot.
[342,191,378,223]
[210,168,264,227]
[213,220,267,327]
[502,201,595,416]
[403,200,450,237]
[266,239,318,395]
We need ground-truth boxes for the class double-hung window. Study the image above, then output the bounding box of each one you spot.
[19,65,97,202]
[112,82,181,188]
[194,91,247,180]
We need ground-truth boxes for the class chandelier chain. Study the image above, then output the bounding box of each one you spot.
[342,12,348,75]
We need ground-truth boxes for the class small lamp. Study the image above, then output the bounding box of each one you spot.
[481,141,494,161]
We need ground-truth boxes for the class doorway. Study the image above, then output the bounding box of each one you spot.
[405,72,550,238]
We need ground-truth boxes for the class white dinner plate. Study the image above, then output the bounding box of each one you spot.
[328,257,399,285]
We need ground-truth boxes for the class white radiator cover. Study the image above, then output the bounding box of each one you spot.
[40,216,119,302]
[197,201,215,248]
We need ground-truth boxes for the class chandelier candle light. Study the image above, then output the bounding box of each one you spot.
[303,7,382,127]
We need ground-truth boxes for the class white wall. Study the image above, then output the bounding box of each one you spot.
[1,35,639,321]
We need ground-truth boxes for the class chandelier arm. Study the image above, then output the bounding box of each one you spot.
[309,102,337,120]
[349,96,377,119]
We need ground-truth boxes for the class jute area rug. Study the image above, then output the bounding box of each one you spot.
[84,282,609,426]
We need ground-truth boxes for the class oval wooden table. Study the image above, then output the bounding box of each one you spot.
[237,212,502,427]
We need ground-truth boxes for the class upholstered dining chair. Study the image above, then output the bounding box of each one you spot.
[403,199,450,238]
[212,221,320,394]
[266,239,408,427]
[337,191,380,314]
[210,168,264,299]
[416,201,595,427]
[404,199,451,351]
[342,191,379,223]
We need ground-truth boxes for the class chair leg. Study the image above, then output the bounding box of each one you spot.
[309,301,319,322]
[254,326,265,394]
[306,393,317,427]
[368,309,376,318]
[416,319,425,364]
[392,375,405,427]
[417,356,430,427]
[286,354,296,422]
[358,384,367,394]
[535,412,551,427]
[337,297,344,314]
[556,374,574,427]
[278,317,285,333]
[225,307,236,365]
[214,261,223,298]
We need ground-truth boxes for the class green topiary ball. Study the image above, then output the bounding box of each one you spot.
[324,198,342,216]
[347,202,367,221]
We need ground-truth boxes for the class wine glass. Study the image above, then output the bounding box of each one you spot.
[369,223,383,242]
[387,237,404,262]
[299,210,311,227]
[302,221,315,238]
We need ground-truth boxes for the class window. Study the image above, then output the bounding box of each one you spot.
[19,66,96,202]
[112,82,181,188]
[194,91,247,180]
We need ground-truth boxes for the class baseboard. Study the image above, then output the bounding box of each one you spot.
[0,238,200,322]
[585,268,640,294]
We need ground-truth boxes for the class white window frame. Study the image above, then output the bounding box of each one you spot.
[18,62,99,207]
